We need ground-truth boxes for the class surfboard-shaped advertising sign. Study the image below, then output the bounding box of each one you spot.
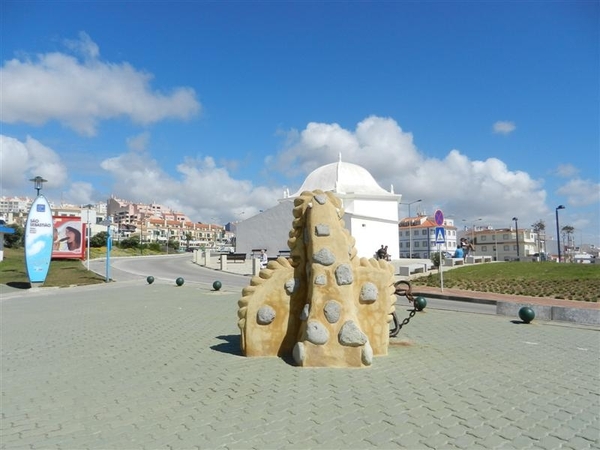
[25,195,54,286]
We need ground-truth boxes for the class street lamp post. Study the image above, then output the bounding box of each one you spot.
[512,217,520,259]
[83,204,93,270]
[400,199,422,259]
[555,205,566,262]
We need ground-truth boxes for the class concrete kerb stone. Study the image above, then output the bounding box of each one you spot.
[496,301,553,322]
[497,301,600,326]
[552,306,600,325]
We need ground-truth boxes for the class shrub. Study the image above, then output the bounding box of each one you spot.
[3,224,24,248]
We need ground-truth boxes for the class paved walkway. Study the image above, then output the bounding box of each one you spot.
[1,280,599,449]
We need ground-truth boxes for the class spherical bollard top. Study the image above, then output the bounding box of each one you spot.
[147,276,154,285]
[414,296,427,311]
[213,280,222,291]
[176,277,184,286]
[519,306,535,324]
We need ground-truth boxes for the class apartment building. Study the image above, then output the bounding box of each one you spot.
[107,196,228,249]
[398,214,458,259]
[0,196,35,224]
[0,196,34,215]
[469,227,541,261]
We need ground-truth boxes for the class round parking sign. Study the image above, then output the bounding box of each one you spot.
[434,209,444,226]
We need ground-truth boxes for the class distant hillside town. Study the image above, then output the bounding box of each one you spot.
[0,195,233,251]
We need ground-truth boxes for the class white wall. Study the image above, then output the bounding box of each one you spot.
[347,216,400,259]
[235,201,295,256]
[344,198,399,221]
[343,197,400,258]
[237,194,402,260]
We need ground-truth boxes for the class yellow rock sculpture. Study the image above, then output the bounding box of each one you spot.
[237,190,396,367]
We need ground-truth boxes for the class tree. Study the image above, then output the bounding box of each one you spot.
[184,232,192,250]
[531,220,545,252]
[3,224,24,248]
[119,235,140,249]
[561,225,575,250]
[430,252,441,268]
[90,231,108,247]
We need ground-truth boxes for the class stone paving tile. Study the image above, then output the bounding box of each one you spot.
[1,282,599,450]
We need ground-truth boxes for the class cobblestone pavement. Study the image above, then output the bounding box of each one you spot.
[2,281,599,450]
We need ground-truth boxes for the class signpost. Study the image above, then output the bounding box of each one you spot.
[434,210,445,291]
[99,216,112,282]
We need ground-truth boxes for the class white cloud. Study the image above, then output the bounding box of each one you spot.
[555,163,579,178]
[273,116,421,182]
[0,32,200,136]
[0,135,68,190]
[3,115,595,243]
[63,32,100,60]
[493,121,516,135]
[100,151,280,223]
[127,132,150,152]
[557,179,600,207]
[273,116,548,227]
[64,181,96,206]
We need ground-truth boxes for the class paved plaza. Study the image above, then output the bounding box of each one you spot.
[1,280,599,449]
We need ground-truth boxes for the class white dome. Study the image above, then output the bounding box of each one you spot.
[290,160,392,197]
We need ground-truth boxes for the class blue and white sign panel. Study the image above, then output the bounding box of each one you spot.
[25,195,54,285]
[435,227,446,244]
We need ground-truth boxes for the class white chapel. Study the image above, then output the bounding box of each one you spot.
[235,156,402,259]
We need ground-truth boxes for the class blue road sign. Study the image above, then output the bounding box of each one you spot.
[435,227,446,244]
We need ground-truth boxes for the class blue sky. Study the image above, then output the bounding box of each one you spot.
[2,1,599,246]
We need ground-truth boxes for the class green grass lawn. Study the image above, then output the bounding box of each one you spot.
[411,262,600,302]
[2,247,599,301]
[0,247,162,288]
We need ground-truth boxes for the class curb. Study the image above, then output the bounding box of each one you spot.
[416,289,600,326]
[496,301,600,326]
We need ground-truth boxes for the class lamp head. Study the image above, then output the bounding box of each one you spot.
[556,205,565,211]
[29,176,47,194]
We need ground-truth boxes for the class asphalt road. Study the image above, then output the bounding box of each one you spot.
[89,253,251,289]
[89,254,497,316]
